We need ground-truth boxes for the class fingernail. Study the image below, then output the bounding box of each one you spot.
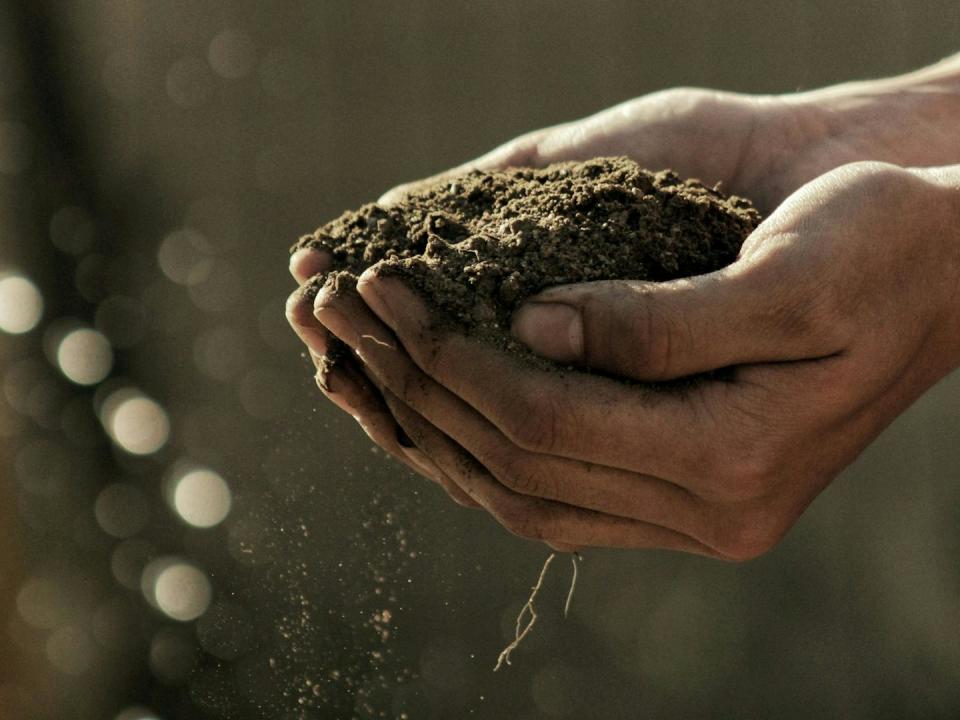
[313,296,359,348]
[357,273,396,329]
[511,302,583,363]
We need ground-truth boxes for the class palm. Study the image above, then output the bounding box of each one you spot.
[381,89,843,215]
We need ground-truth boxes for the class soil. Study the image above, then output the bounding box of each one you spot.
[292,157,760,371]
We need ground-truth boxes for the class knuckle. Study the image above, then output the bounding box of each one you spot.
[716,445,779,503]
[396,367,424,406]
[494,459,550,499]
[499,391,561,453]
[580,282,682,379]
[634,303,678,379]
[495,499,546,541]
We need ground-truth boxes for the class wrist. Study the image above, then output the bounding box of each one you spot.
[911,164,960,371]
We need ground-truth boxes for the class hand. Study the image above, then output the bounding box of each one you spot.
[287,86,869,493]
[315,161,960,558]
[287,65,960,549]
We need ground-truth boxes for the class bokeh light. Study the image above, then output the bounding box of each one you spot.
[157,228,213,286]
[56,327,114,385]
[101,389,170,455]
[45,625,96,676]
[208,30,256,79]
[192,325,244,381]
[149,626,199,683]
[95,483,150,538]
[0,273,43,333]
[49,205,96,256]
[165,56,214,108]
[115,707,162,720]
[111,538,156,590]
[16,576,73,629]
[171,467,232,528]
[142,558,212,622]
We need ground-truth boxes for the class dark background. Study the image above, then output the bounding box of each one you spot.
[1,2,959,719]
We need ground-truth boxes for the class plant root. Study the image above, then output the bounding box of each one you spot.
[494,551,582,671]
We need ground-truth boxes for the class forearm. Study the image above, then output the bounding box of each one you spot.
[790,52,960,168]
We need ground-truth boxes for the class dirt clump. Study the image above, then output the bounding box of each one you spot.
[292,156,759,369]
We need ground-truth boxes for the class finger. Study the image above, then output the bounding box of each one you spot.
[382,387,717,555]
[509,248,849,381]
[327,291,713,541]
[320,353,477,507]
[286,273,333,356]
[374,331,712,537]
[313,286,479,508]
[289,247,332,284]
[355,272,725,481]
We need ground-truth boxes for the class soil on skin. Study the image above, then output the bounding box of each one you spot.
[292,157,760,371]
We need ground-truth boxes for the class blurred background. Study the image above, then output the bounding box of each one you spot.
[1,2,960,718]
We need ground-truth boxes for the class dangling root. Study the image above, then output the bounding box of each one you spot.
[494,551,582,671]
[564,552,580,618]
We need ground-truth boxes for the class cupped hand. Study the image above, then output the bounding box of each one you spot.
[286,86,864,463]
[315,161,960,558]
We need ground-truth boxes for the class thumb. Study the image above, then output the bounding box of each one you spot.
[510,260,838,381]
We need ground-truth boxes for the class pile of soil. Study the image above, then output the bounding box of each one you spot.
[292,157,759,370]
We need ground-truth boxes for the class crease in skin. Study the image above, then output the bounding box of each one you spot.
[354,329,725,554]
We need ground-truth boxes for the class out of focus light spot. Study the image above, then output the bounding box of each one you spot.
[142,558,212,622]
[208,30,256,79]
[45,625,96,676]
[95,295,148,348]
[16,577,72,629]
[115,706,162,720]
[49,205,95,255]
[172,467,232,528]
[0,121,33,175]
[111,538,155,590]
[101,389,170,455]
[149,626,199,683]
[258,47,310,100]
[0,274,43,333]
[193,325,245,381]
[258,297,298,350]
[95,483,150,538]
[185,195,241,252]
[157,228,213,285]
[239,367,286,419]
[187,261,241,313]
[4,359,47,413]
[165,56,214,108]
[56,327,113,385]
